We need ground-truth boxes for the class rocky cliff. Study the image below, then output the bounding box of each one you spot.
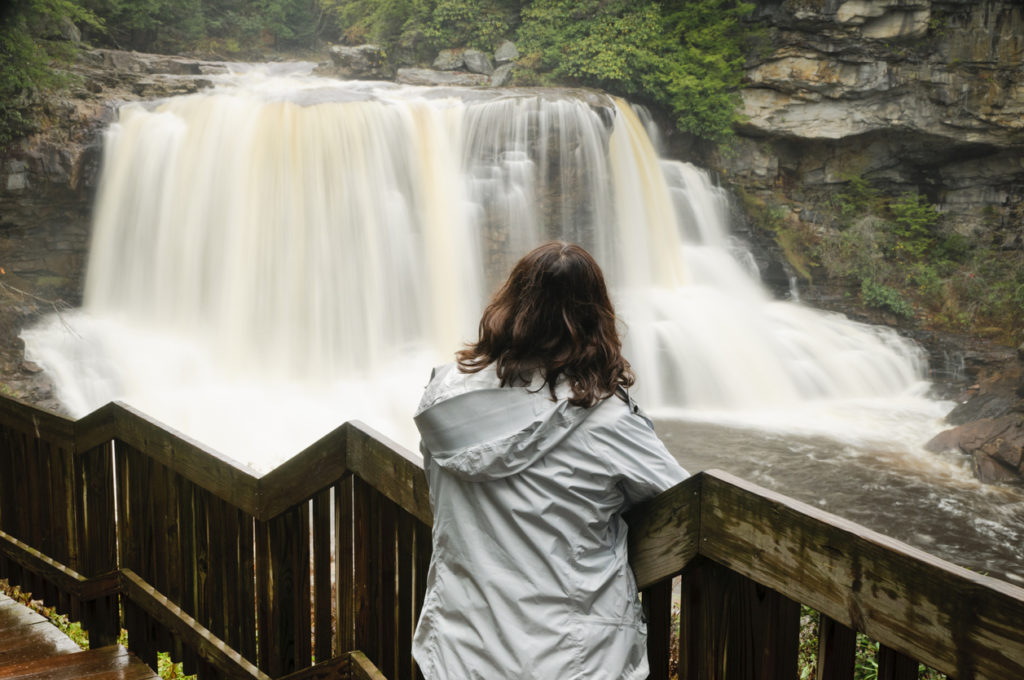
[0,49,227,406]
[717,0,1023,244]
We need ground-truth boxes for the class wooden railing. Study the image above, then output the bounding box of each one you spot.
[1,393,1023,679]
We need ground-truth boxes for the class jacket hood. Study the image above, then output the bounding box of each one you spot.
[413,364,591,481]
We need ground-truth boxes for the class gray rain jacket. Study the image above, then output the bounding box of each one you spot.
[412,363,689,680]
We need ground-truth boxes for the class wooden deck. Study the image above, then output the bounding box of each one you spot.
[2,394,1023,679]
[0,593,157,680]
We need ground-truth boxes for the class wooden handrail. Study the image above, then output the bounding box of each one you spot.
[627,471,1024,679]
[2,393,1024,679]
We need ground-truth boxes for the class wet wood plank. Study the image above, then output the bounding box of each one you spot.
[119,569,266,680]
[395,512,414,680]
[0,594,47,631]
[344,423,431,526]
[696,469,1024,680]
[76,442,119,647]
[377,497,398,678]
[350,651,388,680]
[0,396,74,448]
[258,426,349,519]
[877,644,919,680]
[0,644,157,680]
[237,508,257,664]
[110,403,261,516]
[312,489,333,663]
[626,475,700,590]
[818,614,856,680]
[276,653,351,680]
[642,579,672,680]
[335,476,354,655]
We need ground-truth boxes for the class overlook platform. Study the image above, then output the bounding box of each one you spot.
[0,394,1022,679]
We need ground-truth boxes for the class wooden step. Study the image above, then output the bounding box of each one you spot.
[0,644,158,680]
[0,595,158,680]
[0,624,82,663]
[0,596,48,633]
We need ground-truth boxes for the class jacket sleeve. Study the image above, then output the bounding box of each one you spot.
[601,407,689,508]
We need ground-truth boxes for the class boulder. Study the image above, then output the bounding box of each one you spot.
[491,63,514,87]
[433,49,465,71]
[58,16,82,43]
[131,78,209,99]
[972,452,1022,484]
[463,49,494,76]
[396,68,490,87]
[322,44,392,80]
[945,392,1015,426]
[494,40,519,64]
[925,414,1024,484]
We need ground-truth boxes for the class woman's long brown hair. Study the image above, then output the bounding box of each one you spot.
[456,242,634,407]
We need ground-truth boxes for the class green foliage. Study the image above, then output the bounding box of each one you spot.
[323,0,515,60]
[323,0,430,50]
[424,0,512,51]
[81,0,324,54]
[782,173,1024,340]
[516,0,753,140]
[861,277,915,318]
[0,0,100,148]
[158,651,194,679]
[796,605,947,680]
[324,0,753,139]
[885,192,940,261]
[937,231,970,262]
[834,174,880,219]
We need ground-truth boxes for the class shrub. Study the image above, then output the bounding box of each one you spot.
[885,192,940,262]
[860,277,915,318]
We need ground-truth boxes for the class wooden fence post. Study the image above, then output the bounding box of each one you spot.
[818,614,856,680]
[678,557,800,680]
[75,441,120,647]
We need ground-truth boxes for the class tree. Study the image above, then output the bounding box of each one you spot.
[0,0,100,149]
[516,0,753,141]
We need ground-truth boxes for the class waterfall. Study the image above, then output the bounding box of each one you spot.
[22,65,941,471]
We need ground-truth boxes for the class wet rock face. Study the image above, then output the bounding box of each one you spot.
[923,337,1024,483]
[396,68,491,87]
[716,0,1024,240]
[0,48,227,385]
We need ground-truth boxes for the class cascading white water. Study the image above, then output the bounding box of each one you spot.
[22,65,947,471]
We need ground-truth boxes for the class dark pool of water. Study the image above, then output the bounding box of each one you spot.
[656,419,1024,585]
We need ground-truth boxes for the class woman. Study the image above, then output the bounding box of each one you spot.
[412,242,689,680]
